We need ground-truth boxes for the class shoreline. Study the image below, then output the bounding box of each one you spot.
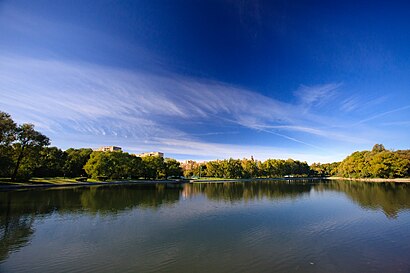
[190,177,326,183]
[328,176,410,183]
[0,179,187,191]
[1,176,410,191]
[0,177,325,191]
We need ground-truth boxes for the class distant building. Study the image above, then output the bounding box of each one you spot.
[95,146,122,152]
[136,151,164,158]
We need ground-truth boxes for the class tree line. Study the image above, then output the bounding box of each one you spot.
[311,144,410,179]
[337,144,410,178]
[0,111,182,181]
[182,157,311,179]
[0,111,313,181]
[2,111,410,181]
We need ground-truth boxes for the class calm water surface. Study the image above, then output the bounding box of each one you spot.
[1,180,410,273]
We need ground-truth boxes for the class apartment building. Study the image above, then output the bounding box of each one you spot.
[95,146,122,152]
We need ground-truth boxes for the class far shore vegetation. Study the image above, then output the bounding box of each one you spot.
[1,111,410,185]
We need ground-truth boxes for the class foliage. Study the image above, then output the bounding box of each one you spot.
[310,162,340,176]
[11,123,50,181]
[241,157,259,178]
[64,148,93,177]
[338,145,410,178]
[0,113,91,181]
[372,144,386,153]
[84,151,142,180]
[395,150,410,177]
[164,158,183,178]
[141,156,165,179]
[220,158,243,178]
[33,147,67,177]
[0,112,17,146]
[261,159,310,178]
[204,161,222,178]
[183,158,310,179]
[0,112,17,177]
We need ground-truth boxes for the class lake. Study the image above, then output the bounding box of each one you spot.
[1,180,410,272]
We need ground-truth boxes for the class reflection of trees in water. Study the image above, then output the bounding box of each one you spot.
[0,184,182,216]
[0,184,181,262]
[79,184,181,214]
[315,181,410,218]
[1,180,409,262]
[0,193,35,262]
[185,180,314,202]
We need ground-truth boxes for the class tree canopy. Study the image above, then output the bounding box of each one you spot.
[338,147,410,178]
[182,158,311,179]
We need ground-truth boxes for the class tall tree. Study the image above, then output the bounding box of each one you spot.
[0,112,17,177]
[11,124,50,181]
[0,112,16,146]
[64,148,93,177]
[141,156,165,179]
[372,144,386,153]
[241,157,259,178]
[33,147,67,177]
[164,158,183,178]
[84,151,141,180]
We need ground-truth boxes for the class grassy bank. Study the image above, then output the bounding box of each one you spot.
[0,177,190,191]
[0,177,101,186]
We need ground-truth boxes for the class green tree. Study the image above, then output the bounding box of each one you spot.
[221,158,243,179]
[84,151,137,180]
[338,145,410,178]
[338,151,371,178]
[11,124,50,181]
[164,158,183,178]
[33,147,67,177]
[396,150,410,177]
[0,112,17,146]
[241,157,259,178]
[64,148,93,177]
[141,156,165,179]
[0,112,17,177]
[262,159,282,177]
[205,160,223,178]
[128,156,143,179]
[310,162,340,176]
[369,151,409,178]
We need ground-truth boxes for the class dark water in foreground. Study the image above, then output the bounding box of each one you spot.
[1,180,410,273]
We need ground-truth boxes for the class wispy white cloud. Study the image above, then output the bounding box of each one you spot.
[294,83,342,108]
[0,55,378,161]
[354,105,410,125]
[340,96,360,112]
[0,55,310,134]
[0,2,407,162]
[340,95,388,113]
[120,138,345,163]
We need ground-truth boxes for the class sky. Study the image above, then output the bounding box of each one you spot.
[1,0,410,163]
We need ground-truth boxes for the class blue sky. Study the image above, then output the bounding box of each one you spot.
[1,0,410,163]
